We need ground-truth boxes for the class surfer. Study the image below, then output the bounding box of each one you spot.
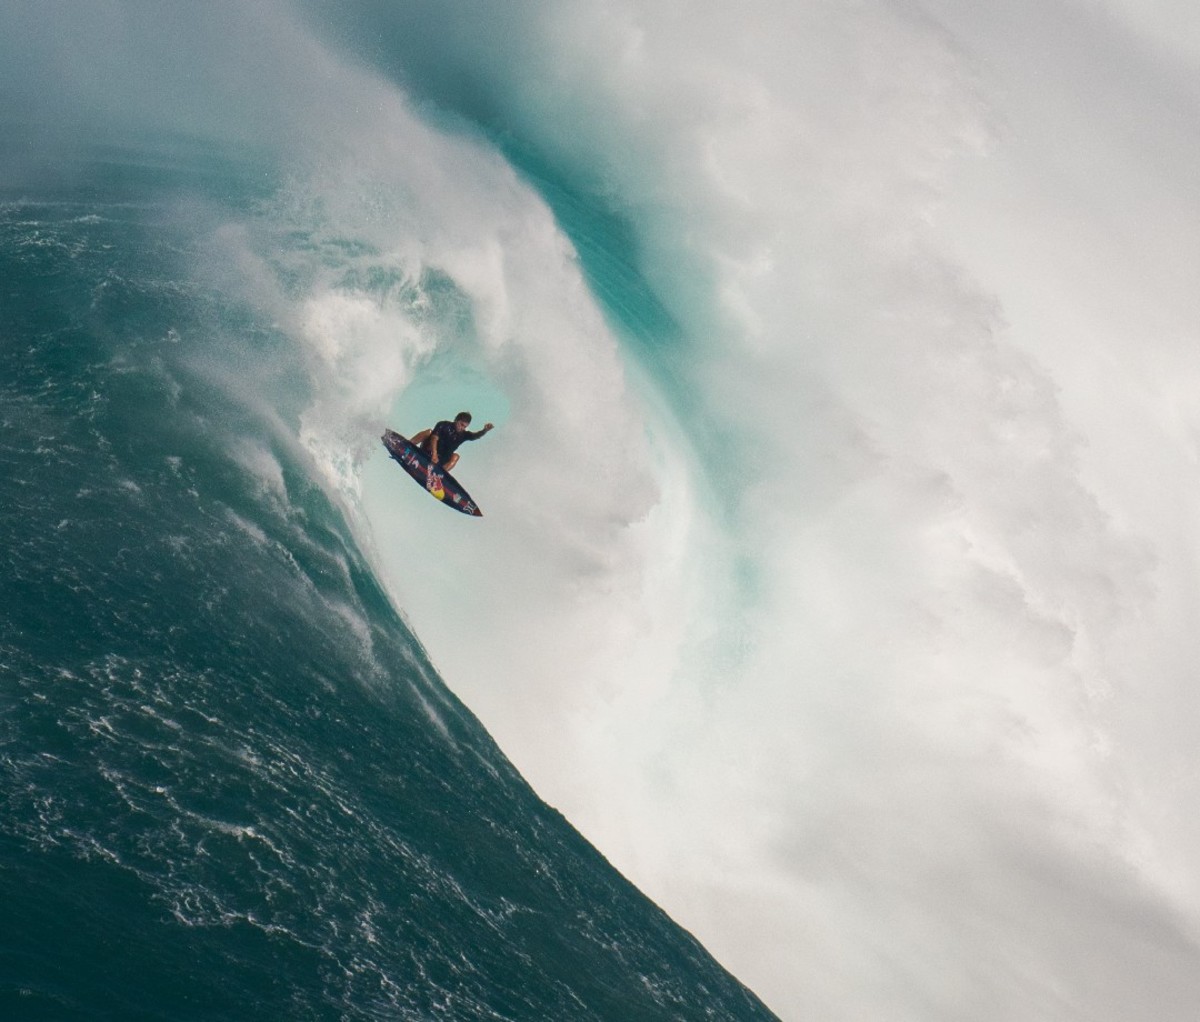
[412,412,494,473]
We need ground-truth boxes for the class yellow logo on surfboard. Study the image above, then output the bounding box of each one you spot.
[425,471,446,500]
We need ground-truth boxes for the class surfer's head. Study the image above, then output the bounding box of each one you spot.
[454,412,472,430]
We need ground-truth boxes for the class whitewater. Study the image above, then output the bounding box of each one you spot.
[4,1,1200,1019]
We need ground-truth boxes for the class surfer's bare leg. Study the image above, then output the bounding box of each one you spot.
[444,454,459,472]
[412,428,431,444]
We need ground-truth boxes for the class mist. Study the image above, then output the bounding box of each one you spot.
[340,3,1200,1017]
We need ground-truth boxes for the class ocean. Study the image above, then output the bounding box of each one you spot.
[7,2,1200,1020]
[0,2,781,1015]
[0,149,775,1018]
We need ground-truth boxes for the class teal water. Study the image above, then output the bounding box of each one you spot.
[8,4,1197,1021]
[0,140,774,1021]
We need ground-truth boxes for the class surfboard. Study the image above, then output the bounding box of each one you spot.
[381,429,483,517]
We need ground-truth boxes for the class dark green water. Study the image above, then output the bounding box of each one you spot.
[0,150,776,1020]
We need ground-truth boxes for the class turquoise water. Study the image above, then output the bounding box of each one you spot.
[14,3,1200,1021]
[0,66,775,1022]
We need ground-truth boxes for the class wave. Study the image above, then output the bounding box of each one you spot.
[5,1,1200,1019]
[0,180,777,1019]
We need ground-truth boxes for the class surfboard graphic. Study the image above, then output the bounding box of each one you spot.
[381,429,483,517]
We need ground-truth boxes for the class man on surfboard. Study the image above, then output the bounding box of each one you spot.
[412,412,494,474]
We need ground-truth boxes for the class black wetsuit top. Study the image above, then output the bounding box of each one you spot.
[422,421,486,464]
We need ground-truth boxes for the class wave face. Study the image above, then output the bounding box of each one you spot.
[0,168,775,1020]
[0,11,778,1016]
